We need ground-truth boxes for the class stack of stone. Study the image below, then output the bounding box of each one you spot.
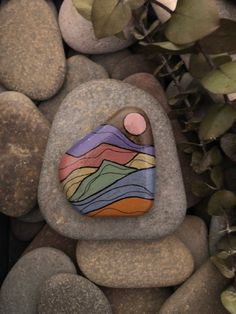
[0,0,232,313]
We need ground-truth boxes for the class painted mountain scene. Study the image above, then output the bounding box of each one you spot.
[59,108,156,217]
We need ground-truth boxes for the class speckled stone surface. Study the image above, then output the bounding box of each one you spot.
[0,92,50,217]
[91,50,131,76]
[102,287,172,314]
[39,55,108,123]
[23,224,77,264]
[0,248,76,314]
[76,236,194,288]
[111,55,154,80]
[38,273,112,314]
[11,219,45,242]
[159,260,229,314]
[0,0,66,100]
[59,0,135,54]
[174,215,209,269]
[38,79,186,240]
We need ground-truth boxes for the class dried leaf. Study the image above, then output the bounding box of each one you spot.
[191,180,212,198]
[208,190,236,216]
[140,41,193,54]
[221,286,236,314]
[165,0,220,45]
[211,166,223,189]
[127,0,146,9]
[220,133,236,162]
[199,104,236,141]
[201,19,236,54]
[211,256,235,278]
[190,53,232,80]
[92,0,132,39]
[72,0,93,20]
[201,60,236,94]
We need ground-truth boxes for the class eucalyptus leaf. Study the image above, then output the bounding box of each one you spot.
[211,166,223,189]
[72,0,93,20]
[193,146,222,174]
[165,0,220,45]
[127,0,146,9]
[221,286,236,314]
[201,19,236,54]
[218,235,236,252]
[211,256,235,278]
[199,104,236,141]
[92,0,132,39]
[191,180,213,198]
[140,41,193,54]
[190,53,232,80]
[208,190,236,216]
[201,60,236,94]
[220,133,236,162]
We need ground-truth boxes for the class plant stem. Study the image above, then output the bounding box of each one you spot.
[150,0,174,14]
[161,55,191,108]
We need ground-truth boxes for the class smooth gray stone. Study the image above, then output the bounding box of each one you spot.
[39,55,108,123]
[38,273,112,314]
[38,79,186,240]
[0,247,76,314]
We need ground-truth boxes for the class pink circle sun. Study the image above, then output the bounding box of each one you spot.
[123,112,147,135]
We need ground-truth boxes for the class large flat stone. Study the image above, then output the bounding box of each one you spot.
[38,79,186,240]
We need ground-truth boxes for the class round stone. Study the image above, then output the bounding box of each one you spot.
[0,0,66,100]
[0,248,76,314]
[0,92,50,217]
[59,0,134,54]
[38,273,112,314]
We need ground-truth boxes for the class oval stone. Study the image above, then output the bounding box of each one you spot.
[59,0,135,54]
[0,92,50,217]
[38,79,186,240]
[76,236,194,288]
[0,0,66,100]
[0,248,76,314]
[38,273,112,314]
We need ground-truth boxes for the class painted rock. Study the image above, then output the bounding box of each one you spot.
[38,79,186,240]
[58,108,156,218]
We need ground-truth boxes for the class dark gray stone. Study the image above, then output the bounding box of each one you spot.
[38,273,112,314]
[0,247,76,314]
[38,79,186,240]
[0,92,50,217]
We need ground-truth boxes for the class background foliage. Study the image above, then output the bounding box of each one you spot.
[73,0,236,312]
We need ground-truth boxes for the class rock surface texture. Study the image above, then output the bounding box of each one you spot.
[0,248,76,314]
[38,273,112,314]
[0,92,50,217]
[76,236,194,288]
[0,0,66,100]
[39,55,108,123]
